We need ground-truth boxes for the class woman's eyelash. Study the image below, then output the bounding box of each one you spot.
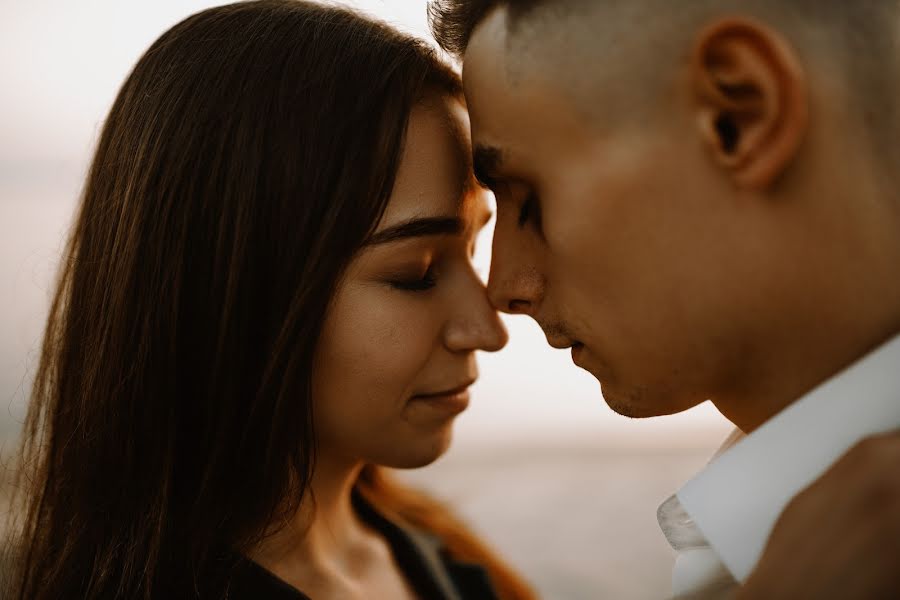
[390,269,436,292]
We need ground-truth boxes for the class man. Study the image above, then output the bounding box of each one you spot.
[428,0,900,598]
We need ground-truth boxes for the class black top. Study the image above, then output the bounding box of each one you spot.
[222,493,500,600]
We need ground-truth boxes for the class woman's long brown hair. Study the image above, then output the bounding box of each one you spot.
[3,1,535,598]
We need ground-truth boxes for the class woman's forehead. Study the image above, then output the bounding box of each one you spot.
[378,96,475,229]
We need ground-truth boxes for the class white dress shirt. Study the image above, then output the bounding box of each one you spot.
[658,332,900,599]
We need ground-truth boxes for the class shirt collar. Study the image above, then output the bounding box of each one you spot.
[658,429,744,552]
[676,332,900,582]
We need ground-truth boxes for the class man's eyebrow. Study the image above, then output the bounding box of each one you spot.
[364,216,463,246]
[472,144,505,188]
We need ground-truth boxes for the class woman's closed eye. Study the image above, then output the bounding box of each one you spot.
[389,265,437,292]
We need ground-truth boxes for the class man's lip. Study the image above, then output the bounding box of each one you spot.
[547,335,582,350]
[547,338,576,350]
[413,380,476,399]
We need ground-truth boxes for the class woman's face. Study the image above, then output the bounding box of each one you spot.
[312,94,508,469]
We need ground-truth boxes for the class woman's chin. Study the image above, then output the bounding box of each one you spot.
[375,427,454,470]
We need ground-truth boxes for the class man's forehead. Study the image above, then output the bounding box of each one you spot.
[461,6,512,90]
[461,1,575,86]
[464,6,556,90]
[461,3,586,119]
[461,9,589,170]
[460,8,513,169]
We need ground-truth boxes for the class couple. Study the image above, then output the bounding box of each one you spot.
[5,1,900,599]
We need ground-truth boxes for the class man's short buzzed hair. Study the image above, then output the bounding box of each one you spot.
[428,0,539,58]
[430,0,900,175]
[429,1,900,61]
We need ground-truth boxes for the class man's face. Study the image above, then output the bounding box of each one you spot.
[463,9,773,418]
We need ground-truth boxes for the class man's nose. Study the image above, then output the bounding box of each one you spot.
[487,236,544,317]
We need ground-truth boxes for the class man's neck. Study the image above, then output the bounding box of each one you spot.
[720,304,900,434]
[714,166,900,432]
[715,233,900,434]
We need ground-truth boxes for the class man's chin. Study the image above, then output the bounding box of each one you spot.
[604,397,661,419]
[600,384,697,419]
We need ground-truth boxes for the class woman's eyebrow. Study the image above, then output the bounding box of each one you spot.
[364,216,463,246]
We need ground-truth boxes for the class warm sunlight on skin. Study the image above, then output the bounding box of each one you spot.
[312,94,506,471]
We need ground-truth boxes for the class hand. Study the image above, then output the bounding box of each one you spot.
[737,431,900,599]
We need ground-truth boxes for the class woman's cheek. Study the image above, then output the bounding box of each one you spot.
[365,295,442,376]
[328,285,442,392]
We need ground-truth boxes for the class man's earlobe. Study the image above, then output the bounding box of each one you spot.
[691,18,808,190]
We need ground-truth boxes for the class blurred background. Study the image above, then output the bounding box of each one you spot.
[0,1,734,598]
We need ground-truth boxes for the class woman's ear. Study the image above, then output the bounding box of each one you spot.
[691,17,808,190]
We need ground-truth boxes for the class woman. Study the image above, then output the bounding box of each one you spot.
[3,2,535,598]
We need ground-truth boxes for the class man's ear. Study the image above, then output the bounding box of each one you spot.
[691,18,808,190]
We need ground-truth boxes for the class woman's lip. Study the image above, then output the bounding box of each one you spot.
[410,389,471,415]
[414,381,475,399]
